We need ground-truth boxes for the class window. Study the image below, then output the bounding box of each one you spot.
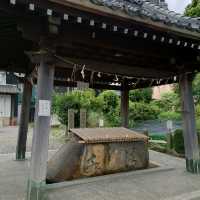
[0,72,6,85]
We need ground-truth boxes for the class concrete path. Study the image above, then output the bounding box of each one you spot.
[0,126,62,154]
[1,151,200,200]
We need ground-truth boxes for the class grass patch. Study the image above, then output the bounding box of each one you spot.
[149,133,167,153]
[149,142,167,153]
[150,134,167,141]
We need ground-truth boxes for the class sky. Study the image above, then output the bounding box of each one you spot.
[165,0,191,14]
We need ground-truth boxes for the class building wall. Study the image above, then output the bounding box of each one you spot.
[152,84,174,100]
[0,71,19,127]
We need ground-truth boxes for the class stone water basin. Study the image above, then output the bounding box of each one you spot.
[47,127,149,182]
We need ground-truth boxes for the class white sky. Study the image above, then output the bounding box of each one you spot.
[165,0,191,14]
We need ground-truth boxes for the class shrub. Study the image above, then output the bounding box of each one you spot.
[173,129,185,154]
[195,104,200,117]
[87,111,103,128]
[97,91,120,127]
[193,73,200,104]
[149,143,167,153]
[154,91,180,113]
[53,89,102,126]
[53,89,121,127]
[158,111,181,120]
[150,134,166,141]
[97,90,119,113]
[196,118,200,133]
[129,101,159,124]
[129,88,153,103]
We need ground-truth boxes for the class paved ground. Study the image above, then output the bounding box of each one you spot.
[47,151,200,200]
[1,150,200,200]
[0,126,63,154]
[1,126,200,200]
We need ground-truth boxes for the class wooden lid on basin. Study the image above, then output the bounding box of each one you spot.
[70,127,148,144]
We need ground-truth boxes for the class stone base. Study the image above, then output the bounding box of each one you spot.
[79,142,149,178]
[47,140,149,182]
[186,159,200,174]
[27,180,47,200]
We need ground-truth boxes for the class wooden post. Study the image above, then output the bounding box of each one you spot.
[16,78,32,160]
[179,74,200,173]
[80,109,87,128]
[121,80,129,128]
[67,109,75,136]
[27,55,55,200]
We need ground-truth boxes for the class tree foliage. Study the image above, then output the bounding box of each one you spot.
[129,88,153,103]
[192,73,200,104]
[52,89,102,125]
[153,91,180,112]
[53,88,159,127]
[97,90,120,127]
[52,87,183,128]
[185,0,200,17]
[129,101,159,122]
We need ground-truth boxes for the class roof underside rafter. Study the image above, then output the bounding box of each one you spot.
[0,0,199,90]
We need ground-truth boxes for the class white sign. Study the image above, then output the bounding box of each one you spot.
[38,100,51,117]
[167,120,173,131]
[99,119,104,127]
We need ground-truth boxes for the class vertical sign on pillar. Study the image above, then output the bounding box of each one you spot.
[80,109,87,128]
[38,100,51,117]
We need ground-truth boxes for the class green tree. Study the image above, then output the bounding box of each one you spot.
[97,91,120,127]
[185,0,200,17]
[53,89,102,125]
[52,90,120,127]
[192,73,200,104]
[129,88,153,103]
[153,91,180,112]
[129,101,159,123]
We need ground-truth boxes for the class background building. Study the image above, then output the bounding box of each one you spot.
[152,84,174,100]
[0,72,19,126]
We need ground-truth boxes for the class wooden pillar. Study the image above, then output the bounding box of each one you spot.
[180,74,200,173]
[121,80,129,128]
[27,55,55,200]
[16,78,32,160]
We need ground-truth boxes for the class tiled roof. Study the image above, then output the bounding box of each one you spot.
[89,0,200,32]
[70,127,148,143]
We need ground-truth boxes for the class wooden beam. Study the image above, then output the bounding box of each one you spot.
[179,73,200,173]
[54,80,122,90]
[16,77,32,160]
[27,56,55,200]
[56,57,176,78]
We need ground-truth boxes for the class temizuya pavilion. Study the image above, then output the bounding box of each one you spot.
[0,0,200,199]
